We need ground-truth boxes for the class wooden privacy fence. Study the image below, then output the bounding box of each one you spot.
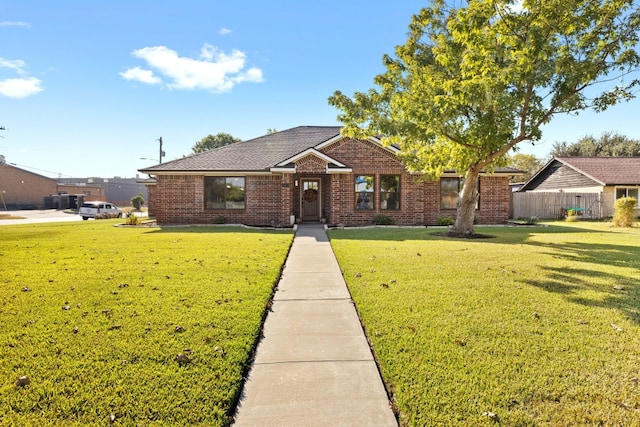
[512,192,603,219]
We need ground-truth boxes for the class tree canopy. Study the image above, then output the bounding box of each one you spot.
[507,153,544,182]
[329,0,640,235]
[551,132,640,157]
[192,133,241,154]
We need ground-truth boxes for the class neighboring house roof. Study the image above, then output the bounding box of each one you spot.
[520,156,640,191]
[555,156,640,185]
[138,125,525,176]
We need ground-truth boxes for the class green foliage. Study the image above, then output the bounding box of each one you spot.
[329,223,640,426]
[192,133,241,154]
[373,214,394,225]
[514,216,539,225]
[565,209,579,222]
[125,214,141,225]
[213,215,227,224]
[551,132,640,157]
[0,222,293,426]
[436,215,455,226]
[130,192,145,210]
[329,0,640,235]
[507,153,545,182]
[612,196,638,227]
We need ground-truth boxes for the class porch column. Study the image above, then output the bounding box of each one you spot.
[280,174,293,226]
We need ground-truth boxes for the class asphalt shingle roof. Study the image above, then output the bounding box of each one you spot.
[140,126,342,173]
[556,156,640,185]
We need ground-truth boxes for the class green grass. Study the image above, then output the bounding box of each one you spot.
[0,220,293,426]
[329,222,640,426]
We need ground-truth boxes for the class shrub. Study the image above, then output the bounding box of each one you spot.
[516,216,539,225]
[131,192,145,210]
[373,214,394,225]
[612,197,638,227]
[213,216,227,224]
[436,215,455,226]
[125,214,140,225]
[565,209,579,222]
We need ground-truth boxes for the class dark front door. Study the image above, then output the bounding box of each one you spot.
[301,179,320,222]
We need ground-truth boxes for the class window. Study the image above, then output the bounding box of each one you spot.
[355,175,374,210]
[616,187,639,200]
[441,177,480,210]
[440,178,460,209]
[380,175,400,210]
[205,177,245,209]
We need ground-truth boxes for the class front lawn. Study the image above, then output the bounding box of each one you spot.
[0,221,293,426]
[329,222,640,426]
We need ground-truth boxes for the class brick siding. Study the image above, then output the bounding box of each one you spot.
[149,138,512,226]
[0,164,57,209]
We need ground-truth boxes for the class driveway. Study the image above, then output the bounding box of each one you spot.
[0,209,83,226]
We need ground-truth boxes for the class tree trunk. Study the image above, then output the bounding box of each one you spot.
[449,168,480,236]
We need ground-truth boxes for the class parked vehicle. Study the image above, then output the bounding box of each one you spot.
[78,201,123,220]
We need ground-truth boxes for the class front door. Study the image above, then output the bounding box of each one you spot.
[301,179,320,222]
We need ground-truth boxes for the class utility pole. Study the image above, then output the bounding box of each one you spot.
[158,137,165,163]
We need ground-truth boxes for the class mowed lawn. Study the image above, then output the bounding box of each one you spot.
[329,222,640,426]
[0,221,293,426]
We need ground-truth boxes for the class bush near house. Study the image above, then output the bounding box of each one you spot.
[612,196,638,227]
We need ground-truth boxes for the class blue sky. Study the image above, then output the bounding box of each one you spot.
[1,1,639,179]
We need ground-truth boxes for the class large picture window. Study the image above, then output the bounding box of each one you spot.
[380,175,400,210]
[355,175,374,210]
[440,178,460,209]
[441,177,479,210]
[205,177,245,209]
[616,187,639,200]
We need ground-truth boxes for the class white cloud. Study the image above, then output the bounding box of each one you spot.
[0,77,44,98]
[219,27,232,35]
[0,21,31,29]
[0,57,27,74]
[122,43,263,93]
[119,66,161,84]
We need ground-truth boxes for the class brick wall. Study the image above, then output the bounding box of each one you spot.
[153,174,287,226]
[150,138,512,226]
[0,164,57,209]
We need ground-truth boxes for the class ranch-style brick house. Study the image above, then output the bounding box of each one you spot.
[139,126,520,227]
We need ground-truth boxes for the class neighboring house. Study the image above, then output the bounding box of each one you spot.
[518,156,640,217]
[0,163,57,209]
[139,126,520,227]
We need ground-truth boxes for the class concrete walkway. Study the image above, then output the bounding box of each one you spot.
[233,225,398,427]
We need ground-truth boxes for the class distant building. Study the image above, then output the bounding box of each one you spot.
[0,162,147,210]
[0,163,57,209]
[56,176,148,207]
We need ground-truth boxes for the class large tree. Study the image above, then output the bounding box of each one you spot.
[551,132,640,156]
[329,0,640,235]
[192,132,241,154]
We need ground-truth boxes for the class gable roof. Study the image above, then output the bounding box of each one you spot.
[555,157,640,185]
[521,156,640,190]
[138,125,526,176]
[140,126,343,173]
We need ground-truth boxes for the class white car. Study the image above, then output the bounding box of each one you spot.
[78,201,123,220]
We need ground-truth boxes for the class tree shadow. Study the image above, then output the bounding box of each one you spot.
[144,226,294,235]
[522,264,639,325]
[328,224,640,325]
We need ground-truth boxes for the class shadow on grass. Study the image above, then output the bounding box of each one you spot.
[520,238,640,325]
[327,223,615,243]
[144,226,294,235]
[523,265,640,325]
[329,224,640,325]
